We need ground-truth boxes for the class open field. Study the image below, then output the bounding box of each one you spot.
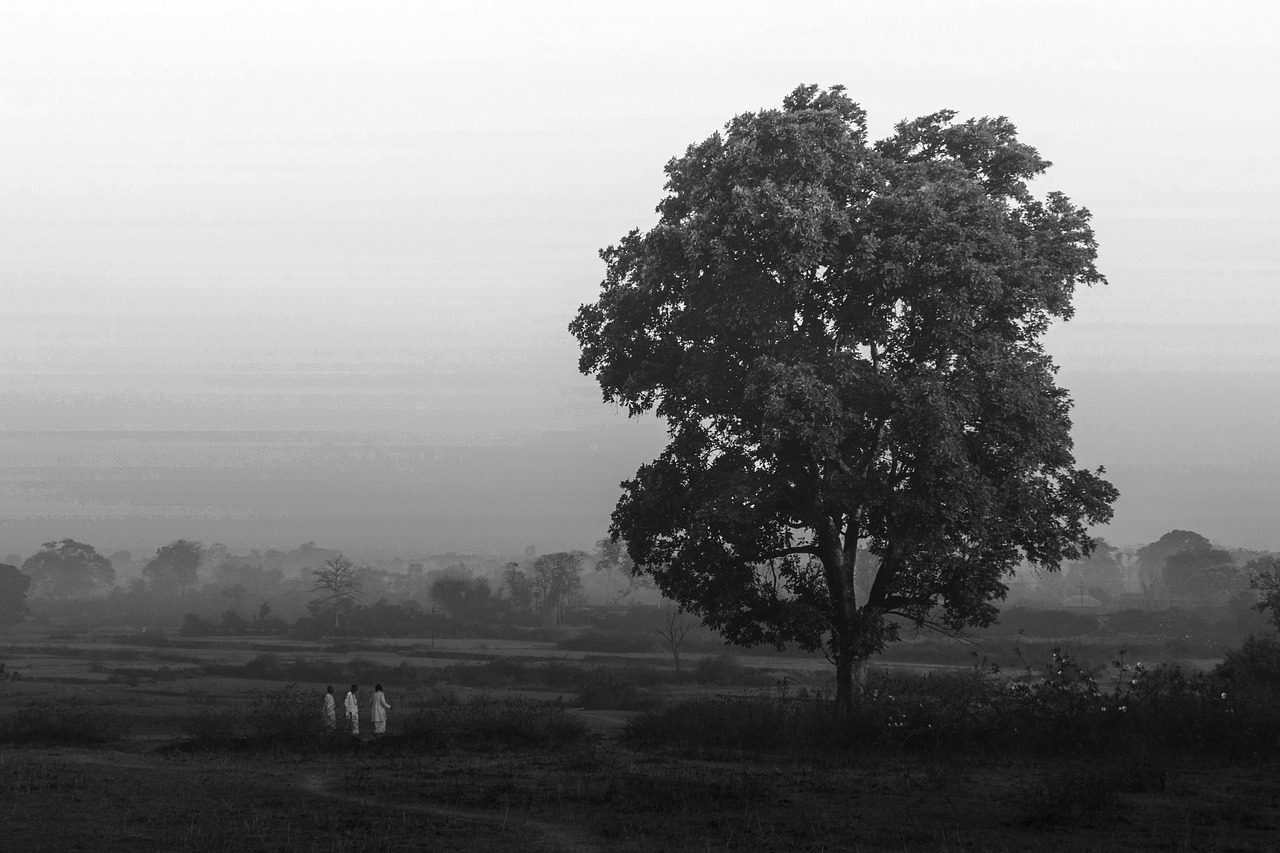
[6,739,1280,852]
[3,629,1279,851]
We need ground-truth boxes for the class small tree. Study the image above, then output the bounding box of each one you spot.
[502,562,535,612]
[593,537,652,601]
[655,600,695,672]
[310,555,363,635]
[1249,557,1280,630]
[0,564,32,629]
[531,552,584,627]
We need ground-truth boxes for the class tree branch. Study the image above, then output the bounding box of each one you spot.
[758,545,821,560]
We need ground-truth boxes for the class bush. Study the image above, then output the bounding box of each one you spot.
[694,653,773,687]
[984,607,1099,638]
[398,696,587,749]
[178,684,333,749]
[1218,633,1280,686]
[626,646,1280,758]
[1105,609,1168,635]
[578,670,664,711]
[558,629,659,654]
[180,613,217,636]
[626,693,833,752]
[448,657,531,689]
[246,683,329,744]
[182,706,243,746]
[113,632,171,648]
[0,699,132,746]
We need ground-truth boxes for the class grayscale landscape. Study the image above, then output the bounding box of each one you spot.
[3,3,1279,851]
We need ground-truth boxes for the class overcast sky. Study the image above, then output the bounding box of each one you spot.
[1,1,1276,558]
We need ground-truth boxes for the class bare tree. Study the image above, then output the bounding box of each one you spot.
[655,601,695,673]
[310,555,363,634]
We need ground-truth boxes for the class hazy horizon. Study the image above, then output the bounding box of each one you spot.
[3,2,1277,560]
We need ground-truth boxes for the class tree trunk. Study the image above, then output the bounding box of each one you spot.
[834,651,854,723]
[834,648,870,726]
[817,514,860,726]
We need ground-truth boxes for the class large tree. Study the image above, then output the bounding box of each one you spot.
[1163,545,1245,605]
[0,564,31,629]
[309,554,364,634]
[21,539,115,599]
[570,85,1117,719]
[142,539,203,596]
[1134,529,1212,597]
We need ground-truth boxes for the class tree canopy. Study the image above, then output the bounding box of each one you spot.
[430,574,505,624]
[142,539,203,596]
[570,85,1117,717]
[21,539,116,599]
[1249,557,1280,630]
[1134,529,1211,596]
[0,563,31,628]
[530,552,584,626]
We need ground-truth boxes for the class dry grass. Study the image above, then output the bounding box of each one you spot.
[3,741,1280,852]
[3,635,1280,851]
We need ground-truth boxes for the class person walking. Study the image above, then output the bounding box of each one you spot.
[371,683,392,734]
[322,685,336,732]
[344,684,360,735]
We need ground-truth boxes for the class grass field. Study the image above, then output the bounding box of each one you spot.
[3,628,1279,852]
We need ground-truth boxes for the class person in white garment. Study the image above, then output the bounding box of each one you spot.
[322,685,336,731]
[371,683,392,734]
[344,684,360,735]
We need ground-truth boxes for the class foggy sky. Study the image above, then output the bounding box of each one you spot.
[2,2,1277,557]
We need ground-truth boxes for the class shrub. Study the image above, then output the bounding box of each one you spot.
[246,683,329,744]
[558,629,659,654]
[178,684,333,749]
[398,696,587,749]
[1218,633,1280,686]
[180,613,217,636]
[113,632,171,648]
[627,645,1280,758]
[625,693,833,752]
[693,653,773,687]
[0,699,132,746]
[578,670,664,712]
[448,657,531,688]
[538,661,583,690]
[985,607,1099,638]
[181,706,243,746]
